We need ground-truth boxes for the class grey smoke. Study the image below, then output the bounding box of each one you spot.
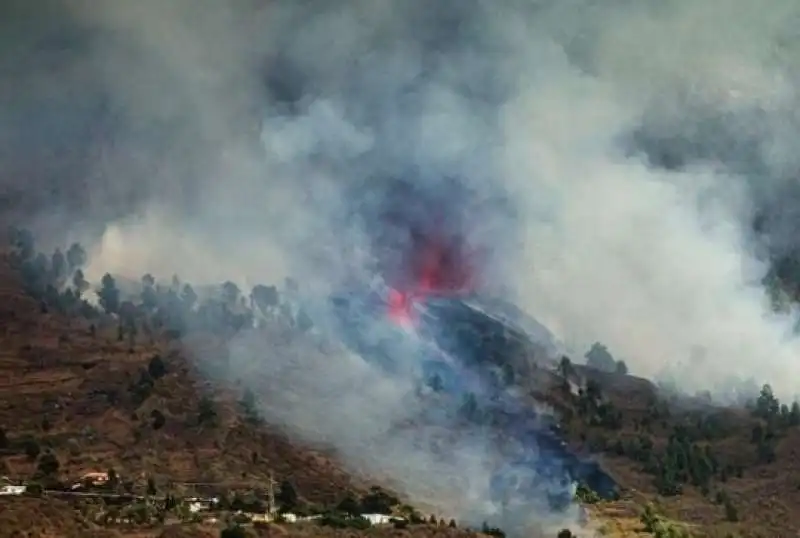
[5,0,800,530]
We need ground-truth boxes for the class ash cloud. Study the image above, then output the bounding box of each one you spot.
[6,0,800,529]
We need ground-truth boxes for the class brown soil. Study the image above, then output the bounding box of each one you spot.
[1,248,799,537]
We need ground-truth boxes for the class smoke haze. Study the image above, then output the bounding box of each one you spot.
[5,0,800,530]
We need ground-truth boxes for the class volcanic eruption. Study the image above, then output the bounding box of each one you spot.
[370,176,482,326]
[330,175,619,521]
[386,224,477,325]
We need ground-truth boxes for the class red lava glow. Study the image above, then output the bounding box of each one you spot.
[387,288,415,325]
[386,230,476,326]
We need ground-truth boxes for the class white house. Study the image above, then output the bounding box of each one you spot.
[186,497,220,513]
[362,513,398,525]
[71,471,110,490]
[0,485,26,496]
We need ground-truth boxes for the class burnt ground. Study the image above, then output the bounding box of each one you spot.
[0,245,798,538]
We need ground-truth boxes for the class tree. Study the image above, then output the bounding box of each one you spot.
[756,439,776,463]
[66,242,87,271]
[337,494,361,516]
[141,274,158,309]
[276,480,298,512]
[751,424,763,444]
[251,284,279,313]
[20,259,46,297]
[790,401,800,426]
[23,438,41,460]
[360,486,399,515]
[36,451,60,476]
[181,284,198,311]
[98,273,120,314]
[222,281,240,306]
[13,227,35,261]
[147,355,166,380]
[585,379,602,402]
[72,269,89,297]
[558,356,573,378]
[146,477,157,496]
[557,530,573,538]
[480,522,505,538]
[615,360,628,375]
[585,342,616,372]
[755,384,779,420]
[0,427,6,449]
[50,249,66,282]
[198,396,217,425]
[240,388,260,424]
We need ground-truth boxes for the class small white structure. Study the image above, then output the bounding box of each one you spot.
[251,512,322,524]
[71,471,110,490]
[186,497,220,513]
[362,513,398,525]
[0,485,26,496]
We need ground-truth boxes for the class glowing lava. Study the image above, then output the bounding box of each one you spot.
[387,287,415,325]
[386,229,476,327]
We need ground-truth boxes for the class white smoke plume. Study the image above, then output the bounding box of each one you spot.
[55,0,800,398]
[5,0,800,531]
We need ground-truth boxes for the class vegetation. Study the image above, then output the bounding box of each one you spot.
[640,504,690,537]
[5,224,800,537]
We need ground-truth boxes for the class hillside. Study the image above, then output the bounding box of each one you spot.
[0,238,516,538]
[0,261,362,506]
[540,363,800,537]
[2,229,800,538]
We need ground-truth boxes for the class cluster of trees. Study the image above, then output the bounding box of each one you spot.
[746,383,800,465]
[605,405,750,497]
[584,342,628,375]
[646,425,718,496]
[576,378,622,430]
[7,226,314,346]
[559,358,623,430]
[750,383,800,427]
[600,386,800,500]
[559,338,800,504]
[556,364,793,506]
[8,227,95,316]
